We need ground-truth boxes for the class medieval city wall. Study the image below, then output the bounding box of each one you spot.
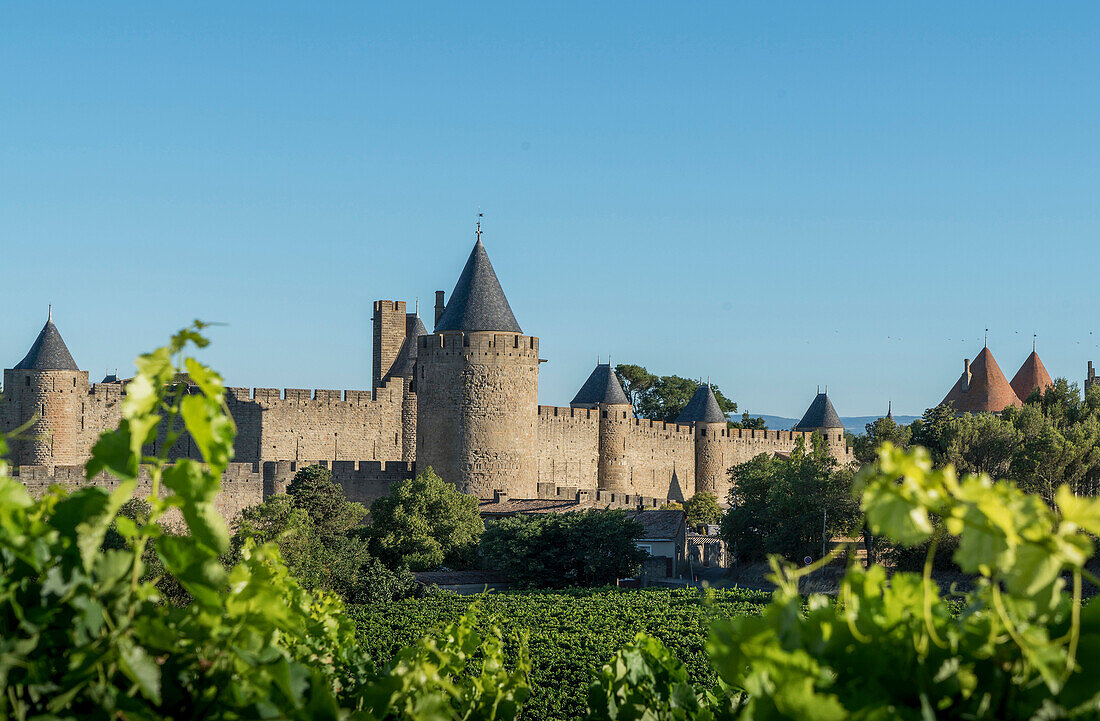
[536,406,599,488]
[13,462,265,525]
[226,381,405,465]
[623,418,697,500]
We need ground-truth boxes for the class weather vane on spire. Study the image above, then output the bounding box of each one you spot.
[985,328,989,347]
[476,209,483,242]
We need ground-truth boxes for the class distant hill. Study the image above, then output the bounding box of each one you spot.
[747,414,921,434]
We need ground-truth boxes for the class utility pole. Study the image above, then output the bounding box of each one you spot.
[822,509,827,560]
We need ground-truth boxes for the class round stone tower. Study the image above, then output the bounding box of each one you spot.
[415,234,539,498]
[4,309,87,467]
[570,361,633,492]
[676,383,728,497]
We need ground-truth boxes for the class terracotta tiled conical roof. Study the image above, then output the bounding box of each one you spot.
[793,392,844,431]
[571,363,631,407]
[14,310,79,371]
[675,383,727,424]
[1010,351,1053,402]
[940,359,972,410]
[958,347,1022,413]
[435,239,522,333]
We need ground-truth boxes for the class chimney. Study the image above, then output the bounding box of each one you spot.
[493,489,508,504]
[964,358,970,374]
[434,290,446,325]
[1090,361,1095,380]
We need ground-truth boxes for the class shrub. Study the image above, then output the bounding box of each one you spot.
[369,467,484,571]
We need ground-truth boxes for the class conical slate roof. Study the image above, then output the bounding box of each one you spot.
[387,315,428,379]
[435,240,522,333]
[1010,351,1053,402]
[794,392,844,431]
[675,384,727,424]
[961,347,1021,413]
[14,313,79,371]
[570,363,630,407]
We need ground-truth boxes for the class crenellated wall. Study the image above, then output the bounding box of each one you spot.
[226,381,405,465]
[14,462,265,526]
[623,417,696,501]
[536,406,599,487]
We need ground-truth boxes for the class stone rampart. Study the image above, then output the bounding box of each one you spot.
[263,459,415,506]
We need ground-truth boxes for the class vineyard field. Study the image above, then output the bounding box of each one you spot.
[347,587,769,721]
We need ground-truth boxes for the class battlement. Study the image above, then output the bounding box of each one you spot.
[89,382,126,398]
[631,417,694,435]
[418,331,539,357]
[262,459,415,505]
[534,482,664,509]
[224,385,398,404]
[538,405,596,420]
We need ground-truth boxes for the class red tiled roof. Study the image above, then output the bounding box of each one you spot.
[1010,351,1053,402]
[957,347,1022,413]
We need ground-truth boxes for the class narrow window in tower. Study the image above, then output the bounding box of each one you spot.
[25,377,30,386]
[602,411,608,418]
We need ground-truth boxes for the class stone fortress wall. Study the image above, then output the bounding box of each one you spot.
[1,235,856,512]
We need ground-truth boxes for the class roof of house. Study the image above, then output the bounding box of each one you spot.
[675,384,727,424]
[793,392,844,430]
[15,314,79,371]
[627,509,686,540]
[571,363,631,406]
[478,497,596,515]
[386,315,428,379]
[434,239,522,333]
[1010,350,1053,402]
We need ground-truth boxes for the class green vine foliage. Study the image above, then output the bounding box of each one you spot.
[0,324,529,721]
[594,442,1100,720]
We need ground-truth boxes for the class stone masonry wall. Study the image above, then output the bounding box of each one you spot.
[623,418,696,501]
[14,462,265,526]
[536,406,598,488]
[263,459,415,507]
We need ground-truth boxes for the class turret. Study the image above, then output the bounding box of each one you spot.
[676,383,728,497]
[416,231,539,498]
[385,313,428,462]
[2,308,88,467]
[1010,344,1053,402]
[793,389,846,447]
[571,361,633,492]
[939,346,1021,414]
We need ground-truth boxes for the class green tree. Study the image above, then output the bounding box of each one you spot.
[481,509,649,587]
[722,436,859,562]
[369,467,484,571]
[614,363,737,423]
[659,501,684,511]
[852,415,911,465]
[683,492,722,526]
[728,413,766,430]
[286,463,367,536]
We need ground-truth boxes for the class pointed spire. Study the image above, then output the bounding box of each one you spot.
[887,400,893,420]
[675,383,727,424]
[1010,348,1053,402]
[434,235,522,333]
[571,362,631,408]
[386,314,429,379]
[793,390,844,431]
[14,310,79,371]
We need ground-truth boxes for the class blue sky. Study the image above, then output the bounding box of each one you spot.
[2,2,1098,418]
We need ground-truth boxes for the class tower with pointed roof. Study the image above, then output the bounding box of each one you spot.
[676,383,728,496]
[2,309,89,466]
[571,362,634,492]
[793,389,847,447]
[415,231,540,498]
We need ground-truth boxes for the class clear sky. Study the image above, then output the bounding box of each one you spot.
[2,2,1099,418]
